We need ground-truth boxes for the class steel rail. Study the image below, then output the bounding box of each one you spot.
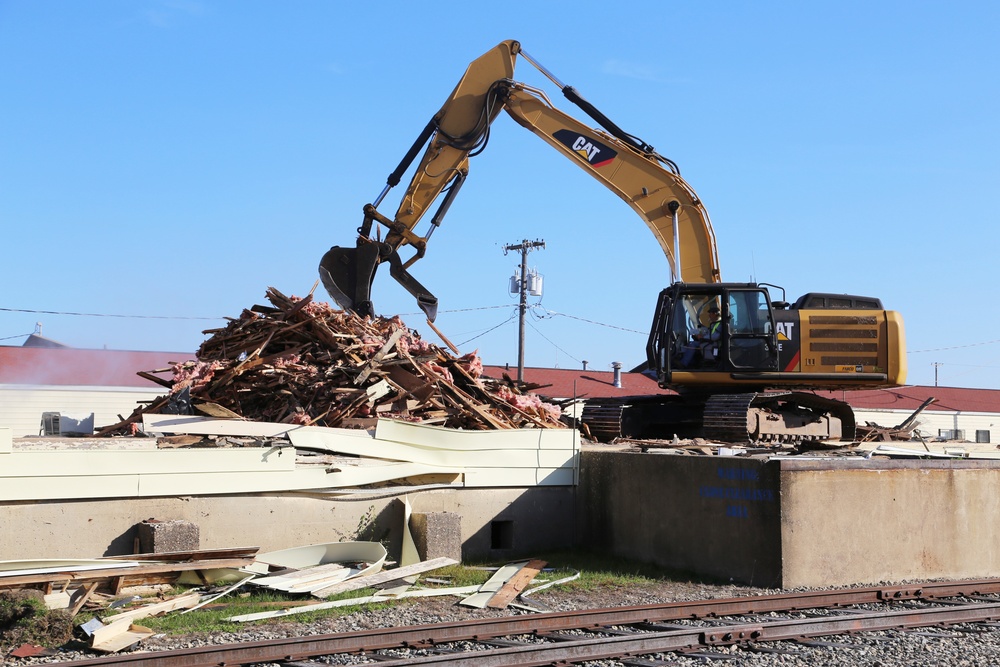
[340,601,1000,667]
[59,578,1000,667]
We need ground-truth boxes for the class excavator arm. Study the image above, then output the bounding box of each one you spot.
[319,40,721,321]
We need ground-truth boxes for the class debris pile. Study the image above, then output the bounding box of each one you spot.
[0,544,552,655]
[99,287,565,436]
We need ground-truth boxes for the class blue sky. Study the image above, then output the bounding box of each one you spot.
[1,1,998,389]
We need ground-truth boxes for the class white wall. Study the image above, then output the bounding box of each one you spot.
[0,385,164,437]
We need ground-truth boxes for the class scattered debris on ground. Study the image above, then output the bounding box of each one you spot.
[0,545,547,655]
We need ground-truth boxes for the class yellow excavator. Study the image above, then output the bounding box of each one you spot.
[320,40,907,443]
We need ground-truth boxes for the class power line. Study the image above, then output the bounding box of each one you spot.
[0,332,35,342]
[526,318,581,364]
[398,304,516,317]
[910,338,1000,353]
[0,307,221,321]
[406,302,647,336]
[455,312,518,347]
[532,306,647,334]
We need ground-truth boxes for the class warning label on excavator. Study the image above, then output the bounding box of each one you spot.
[836,365,865,373]
[553,129,617,168]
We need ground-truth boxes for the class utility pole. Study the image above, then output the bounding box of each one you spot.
[503,239,545,383]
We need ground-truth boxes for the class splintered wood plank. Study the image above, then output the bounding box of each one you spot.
[424,318,460,354]
[91,592,202,650]
[485,559,547,609]
[194,402,244,419]
[355,328,405,385]
[96,591,202,627]
[69,582,99,616]
[103,547,260,562]
[434,377,509,430]
[459,561,528,608]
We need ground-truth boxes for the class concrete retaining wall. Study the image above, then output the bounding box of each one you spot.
[579,451,782,587]
[0,487,575,564]
[8,447,1000,590]
[579,451,1000,588]
[779,458,1000,587]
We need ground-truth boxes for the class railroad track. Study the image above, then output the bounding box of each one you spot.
[60,578,1000,666]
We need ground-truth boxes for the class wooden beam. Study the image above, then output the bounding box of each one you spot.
[69,582,99,616]
[486,559,546,609]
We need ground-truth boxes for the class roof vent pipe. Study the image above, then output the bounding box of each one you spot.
[582,360,588,371]
[612,362,622,388]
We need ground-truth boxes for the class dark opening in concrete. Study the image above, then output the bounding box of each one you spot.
[491,520,514,550]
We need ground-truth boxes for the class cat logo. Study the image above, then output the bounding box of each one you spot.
[553,129,617,168]
[775,322,795,340]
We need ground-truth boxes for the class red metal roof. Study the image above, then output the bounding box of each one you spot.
[483,365,673,399]
[813,386,1000,414]
[0,346,191,388]
[482,365,1000,413]
[2,346,996,414]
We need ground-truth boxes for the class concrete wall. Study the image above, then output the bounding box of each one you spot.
[778,458,1000,588]
[579,451,782,588]
[10,445,1000,590]
[579,451,1000,589]
[0,487,575,564]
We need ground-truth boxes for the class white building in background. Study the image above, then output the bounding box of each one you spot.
[0,339,191,437]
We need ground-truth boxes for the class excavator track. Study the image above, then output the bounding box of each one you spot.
[581,393,856,445]
[703,392,856,444]
[579,398,628,443]
[580,395,701,443]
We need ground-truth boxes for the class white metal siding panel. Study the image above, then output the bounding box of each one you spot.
[0,386,162,437]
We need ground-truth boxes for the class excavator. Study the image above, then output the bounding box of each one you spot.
[319,40,907,444]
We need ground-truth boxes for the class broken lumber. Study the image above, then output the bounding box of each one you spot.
[99,287,566,436]
[486,559,546,609]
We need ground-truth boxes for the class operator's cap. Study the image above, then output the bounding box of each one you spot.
[708,305,720,313]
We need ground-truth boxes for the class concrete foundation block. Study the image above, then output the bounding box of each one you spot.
[137,519,199,554]
[410,512,462,562]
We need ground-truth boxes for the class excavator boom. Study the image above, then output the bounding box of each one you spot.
[319,40,720,322]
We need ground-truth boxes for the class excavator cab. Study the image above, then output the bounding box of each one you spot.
[647,283,780,389]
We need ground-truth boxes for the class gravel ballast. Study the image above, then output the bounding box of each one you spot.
[13,578,1000,666]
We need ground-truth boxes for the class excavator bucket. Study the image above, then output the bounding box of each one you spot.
[319,244,439,322]
[319,244,381,319]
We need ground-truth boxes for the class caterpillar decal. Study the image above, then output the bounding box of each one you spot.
[553,129,617,167]
[774,311,801,372]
